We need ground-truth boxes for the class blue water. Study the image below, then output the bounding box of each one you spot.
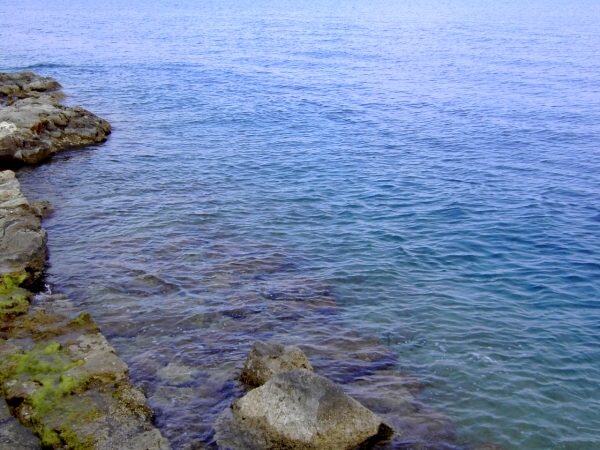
[3,0,600,448]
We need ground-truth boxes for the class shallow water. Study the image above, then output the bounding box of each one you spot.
[3,0,600,448]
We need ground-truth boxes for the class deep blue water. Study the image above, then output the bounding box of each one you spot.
[2,0,600,448]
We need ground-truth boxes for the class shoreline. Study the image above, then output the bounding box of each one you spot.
[0,73,169,449]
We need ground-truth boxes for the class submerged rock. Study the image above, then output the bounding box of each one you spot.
[0,170,47,285]
[240,341,313,387]
[0,71,110,166]
[218,369,393,450]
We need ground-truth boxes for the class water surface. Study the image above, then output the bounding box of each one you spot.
[2,0,600,448]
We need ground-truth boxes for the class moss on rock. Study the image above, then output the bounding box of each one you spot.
[0,341,99,448]
[0,272,31,320]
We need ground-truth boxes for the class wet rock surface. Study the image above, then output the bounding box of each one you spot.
[0,170,46,286]
[0,72,110,166]
[240,341,313,387]
[218,368,392,450]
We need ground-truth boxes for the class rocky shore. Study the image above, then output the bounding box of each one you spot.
[0,164,398,449]
[0,72,110,166]
[0,73,168,449]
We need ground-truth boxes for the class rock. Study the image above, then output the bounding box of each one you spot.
[30,200,52,218]
[0,297,171,450]
[0,72,62,105]
[240,341,313,387]
[157,361,197,385]
[0,72,110,165]
[0,174,169,449]
[0,170,47,285]
[0,398,40,449]
[218,369,393,450]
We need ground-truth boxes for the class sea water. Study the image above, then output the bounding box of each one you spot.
[2,0,600,448]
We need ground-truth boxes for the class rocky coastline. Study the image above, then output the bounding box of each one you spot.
[0,73,169,449]
[0,72,397,450]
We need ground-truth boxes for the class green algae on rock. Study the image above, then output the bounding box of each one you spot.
[0,127,168,448]
[0,294,170,449]
[0,273,32,321]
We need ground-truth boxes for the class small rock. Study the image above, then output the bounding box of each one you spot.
[157,361,197,385]
[240,341,313,387]
[220,369,393,450]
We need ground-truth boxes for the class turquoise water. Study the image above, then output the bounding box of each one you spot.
[3,0,600,448]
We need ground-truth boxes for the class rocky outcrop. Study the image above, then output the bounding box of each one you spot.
[0,292,170,449]
[240,341,313,387]
[218,369,393,450]
[0,72,62,105]
[0,170,46,286]
[0,72,110,166]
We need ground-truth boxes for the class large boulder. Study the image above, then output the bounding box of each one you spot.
[0,72,111,165]
[240,341,313,387]
[218,369,393,449]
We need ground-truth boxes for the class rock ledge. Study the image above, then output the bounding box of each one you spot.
[0,72,111,166]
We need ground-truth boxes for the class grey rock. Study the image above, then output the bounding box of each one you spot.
[0,72,110,165]
[157,361,198,385]
[1,297,171,450]
[0,398,40,449]
[218,369,392,450]
[0,71,62,105]
[240,341,313,387]
[0,170,47,285]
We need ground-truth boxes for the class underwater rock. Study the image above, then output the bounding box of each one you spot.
[0,170,47,285]
[29,200,52,218]
[218,369,393,450]
[0,71,110,165]
[157,361,197,385]
[240,341,313,387]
